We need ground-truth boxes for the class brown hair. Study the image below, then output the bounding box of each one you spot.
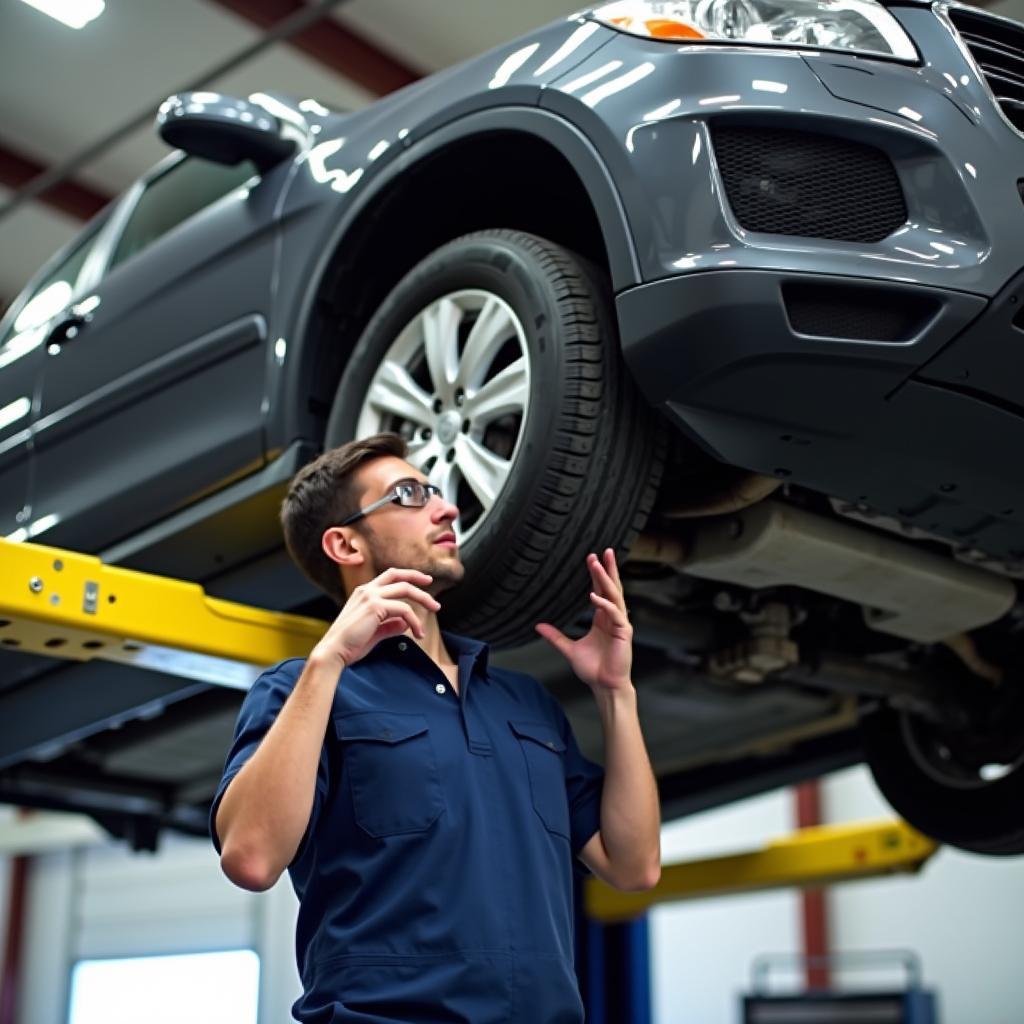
[281,433,408,604]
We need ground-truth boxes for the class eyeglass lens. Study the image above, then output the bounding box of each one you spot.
[395,482,441,507]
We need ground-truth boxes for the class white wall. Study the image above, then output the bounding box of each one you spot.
[13,830,302,1024]
[823,765,1024,1024]
[651,788,801,1024]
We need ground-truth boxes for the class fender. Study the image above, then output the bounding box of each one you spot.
[270,104,641,451]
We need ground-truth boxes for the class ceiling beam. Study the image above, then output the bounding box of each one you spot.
[0,0,352,229]
[0,139,111,222]
[208,0,421,95]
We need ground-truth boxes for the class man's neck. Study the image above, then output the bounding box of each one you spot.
[413,614,455,669]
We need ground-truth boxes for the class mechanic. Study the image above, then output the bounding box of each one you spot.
[211,432,661,1023]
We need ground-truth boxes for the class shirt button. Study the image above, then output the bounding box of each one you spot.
[398,641,408,652]
[435,683,446,695]
[546,741,556,750]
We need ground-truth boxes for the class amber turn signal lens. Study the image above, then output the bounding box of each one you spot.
[646,17,705,39]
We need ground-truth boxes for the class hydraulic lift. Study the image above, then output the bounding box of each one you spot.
[1,538,943,1022]
[580,820,939,1024]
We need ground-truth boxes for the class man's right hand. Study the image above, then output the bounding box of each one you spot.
[312,567,440,668]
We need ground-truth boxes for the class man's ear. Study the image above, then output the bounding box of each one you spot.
[322,526,365,567]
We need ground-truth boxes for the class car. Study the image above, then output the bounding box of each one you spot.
[2,0,1024,855]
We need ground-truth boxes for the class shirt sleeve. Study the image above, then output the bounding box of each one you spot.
[208,659,330,862]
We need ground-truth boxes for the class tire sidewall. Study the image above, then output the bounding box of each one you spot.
[861,705,1024,855]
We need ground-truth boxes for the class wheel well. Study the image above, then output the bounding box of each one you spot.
[301,132,613,434]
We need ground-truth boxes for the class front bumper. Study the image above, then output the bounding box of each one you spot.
[617,267,1024,567]
[543,5,1024,296]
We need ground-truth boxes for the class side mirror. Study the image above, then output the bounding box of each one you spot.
[156,92,297,171]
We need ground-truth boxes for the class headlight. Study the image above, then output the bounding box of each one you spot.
[592,0,917,61]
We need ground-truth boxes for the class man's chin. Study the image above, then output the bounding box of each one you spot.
[429,558,465,593]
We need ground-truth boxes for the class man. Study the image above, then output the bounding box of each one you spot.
[211,433,661,1023]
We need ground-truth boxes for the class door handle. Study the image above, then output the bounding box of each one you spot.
[44,308,93,351]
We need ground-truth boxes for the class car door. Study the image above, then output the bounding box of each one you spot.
[0,223,106,539]
[31,153,283,554]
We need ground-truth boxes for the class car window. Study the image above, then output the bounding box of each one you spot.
[108,157,257,271]
[0,222,103,352]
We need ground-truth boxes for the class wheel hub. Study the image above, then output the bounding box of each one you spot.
[436,410,461,446]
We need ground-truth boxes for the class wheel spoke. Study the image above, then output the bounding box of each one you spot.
[366,362,434,427]
[456,297,515,391]
[421,297,462,403]
[464,357,528,426]
[407,436,443,466]
[454,435,511,511]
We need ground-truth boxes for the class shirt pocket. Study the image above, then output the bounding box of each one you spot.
[509,720,570,841]
[335,712,445,838]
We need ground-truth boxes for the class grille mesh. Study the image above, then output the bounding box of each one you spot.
[783,283,937,342]
[711,125,907,243]
[948,7,1024,134]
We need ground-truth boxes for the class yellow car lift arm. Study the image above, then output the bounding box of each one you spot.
[586,819,939,922]
[0,537,327,690]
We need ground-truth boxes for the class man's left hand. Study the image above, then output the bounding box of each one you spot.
[535,549,632,692]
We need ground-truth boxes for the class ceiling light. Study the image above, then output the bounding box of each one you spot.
[18,0,105,29]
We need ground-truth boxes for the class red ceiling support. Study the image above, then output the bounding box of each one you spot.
[0,855,30,1024]
[0,142,110,222]
[795,781,832,992]
[208,0,422,95]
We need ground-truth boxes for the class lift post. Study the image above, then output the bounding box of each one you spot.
[0,537,326,690]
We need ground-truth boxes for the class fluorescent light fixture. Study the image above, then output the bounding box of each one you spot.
[18,0,105,29]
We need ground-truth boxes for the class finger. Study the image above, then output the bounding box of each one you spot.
[535,622,574,658]
[377,582,441,611]
[603,547,624,592]
[590,591,628,625]
[379,600,425,638]
[377,567,434,586]
[587,552,623,607]
[375,617,411,640]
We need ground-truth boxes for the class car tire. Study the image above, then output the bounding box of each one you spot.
[860,702,1024,855]
[325,229,665,647]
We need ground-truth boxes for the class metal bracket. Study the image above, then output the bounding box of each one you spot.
[0,537,327,690]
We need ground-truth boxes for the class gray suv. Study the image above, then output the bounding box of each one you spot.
[2,0,1024,854]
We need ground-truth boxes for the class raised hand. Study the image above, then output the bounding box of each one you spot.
[535,549,633,692]
[314,567,440,668]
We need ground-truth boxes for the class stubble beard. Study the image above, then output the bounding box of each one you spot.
[364,530,465,594]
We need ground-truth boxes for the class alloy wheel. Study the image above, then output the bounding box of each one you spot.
[355,289,531,544]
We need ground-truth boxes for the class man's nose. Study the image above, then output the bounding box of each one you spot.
[431,494,460,523]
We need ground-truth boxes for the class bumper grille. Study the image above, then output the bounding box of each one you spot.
[783,283,938,342]
[948,6,1024,134]
[711,125,907,243]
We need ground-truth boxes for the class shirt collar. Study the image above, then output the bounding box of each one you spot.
[365,631,490,679]
[441,630,490,680]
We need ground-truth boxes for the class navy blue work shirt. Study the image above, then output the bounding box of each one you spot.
[211,632,605,1023]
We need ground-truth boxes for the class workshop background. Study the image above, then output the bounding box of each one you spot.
[2,2,1024,1023]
